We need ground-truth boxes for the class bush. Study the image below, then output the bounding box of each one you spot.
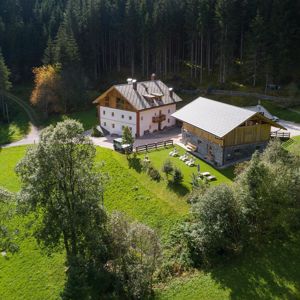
[147,166,161,182]
[186,184,242,265]
[91,125,103,137]
[162,159,174,179]
[108,212,161,299]
[173,168,183,185]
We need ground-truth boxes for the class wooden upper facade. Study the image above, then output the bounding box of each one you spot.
[96,87,136,112]
[183,114,272,148]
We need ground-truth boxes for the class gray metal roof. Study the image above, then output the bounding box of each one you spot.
[114,80,182,110]
[172,97,259,137]
[246,105,274,120]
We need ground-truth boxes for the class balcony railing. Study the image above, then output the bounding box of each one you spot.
[152,114,166,123]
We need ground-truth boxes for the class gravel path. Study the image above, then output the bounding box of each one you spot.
[2,124,40,148]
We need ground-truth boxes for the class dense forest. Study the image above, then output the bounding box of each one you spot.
[0,0,300,88]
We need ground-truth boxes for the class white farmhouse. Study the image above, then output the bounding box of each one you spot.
[93,75,182,137]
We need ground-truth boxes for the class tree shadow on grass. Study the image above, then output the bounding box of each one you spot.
[167,181,190,197]
[208,236,300,300]
[0,109,30,145]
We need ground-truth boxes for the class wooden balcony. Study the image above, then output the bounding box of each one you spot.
[152,114,166,123]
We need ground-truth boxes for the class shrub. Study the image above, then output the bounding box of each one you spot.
[147,165,161,181]
[235,145,300,243]
[173,168,183,185]
[108,212,161,299]
[186,184,242,265]
[162,159,174,179]
[141,159,151,172]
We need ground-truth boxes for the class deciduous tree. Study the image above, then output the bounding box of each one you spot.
[16,119,108,266]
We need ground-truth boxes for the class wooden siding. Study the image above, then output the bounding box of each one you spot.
[183,122,271,147]
[183,123,224,146]
[223,124,271,146]
[98,88,136,112]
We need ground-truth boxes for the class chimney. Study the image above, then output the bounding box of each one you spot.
[169,87,173,97]
[127,78,133,84]
[151,73,156,81]
[132,79,137,90]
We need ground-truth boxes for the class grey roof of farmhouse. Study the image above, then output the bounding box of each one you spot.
[172,97,283,137]
[114,80,182,110]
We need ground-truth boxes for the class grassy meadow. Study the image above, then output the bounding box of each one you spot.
[1,145,300,299]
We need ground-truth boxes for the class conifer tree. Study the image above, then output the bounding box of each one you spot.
[0,50,11,91]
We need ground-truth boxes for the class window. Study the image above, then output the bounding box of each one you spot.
[112,124,115,128]
[112,112,114,117]
[256,145,261,150]
[121,115,124,119]
[129,116,132,120]
[234,149,241,154]
[141,116,143,121]
[129,127,132,132]
[168,109,170,114]
[122,125,125,129]
[103,122,106,126]
[167,118,170,123]
[149,125,151,130]
[198,139,202,144]
[103,110,106,115]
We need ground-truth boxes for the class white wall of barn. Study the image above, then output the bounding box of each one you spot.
[139,104,176,136]
[99,106,137,136]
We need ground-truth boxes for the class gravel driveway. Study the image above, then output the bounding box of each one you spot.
[275,120,300,137]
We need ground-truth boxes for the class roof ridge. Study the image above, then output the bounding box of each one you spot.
[195,96,256,114]
[114,79,163,88]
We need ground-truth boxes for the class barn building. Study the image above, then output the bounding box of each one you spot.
[172,97,286,167]
[93,75,182,137]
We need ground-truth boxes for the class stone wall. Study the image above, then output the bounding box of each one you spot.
[223,141,268,164]
[182,130,224,167]
[182,129,269,167]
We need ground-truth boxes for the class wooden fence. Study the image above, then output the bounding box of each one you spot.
[135,140,173,153]
[270,131,290,139]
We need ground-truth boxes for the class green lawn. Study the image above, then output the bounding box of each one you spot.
[158,235,300,300]
[44,108,97,131]
[0,109,30,145]
[1,145,300,300]
[139,146,233,190]
[282,136,300,155]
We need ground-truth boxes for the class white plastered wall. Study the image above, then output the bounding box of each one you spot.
[99,106,137,136]
[139,104,176,136]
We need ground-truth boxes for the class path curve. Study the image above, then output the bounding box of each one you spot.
[0,91,40,125]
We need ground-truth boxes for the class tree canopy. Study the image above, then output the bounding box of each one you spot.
[0,0,299,86]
